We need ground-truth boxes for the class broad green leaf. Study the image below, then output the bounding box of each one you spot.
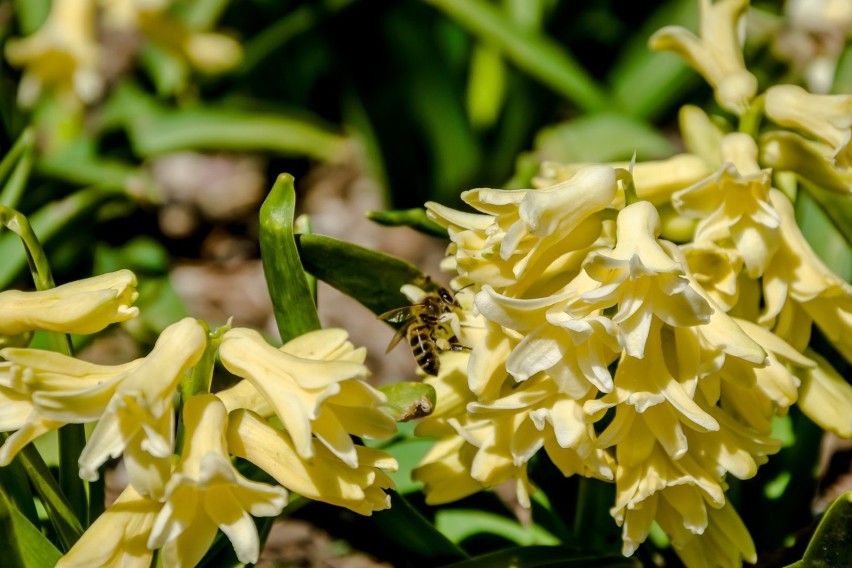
[0,489,62,568]
[443,545,639,568]
[795,187,852,283]
[259,174,321,342]
[379,382,437,422]
[436,509,560,547]
[424,0,607,113]
[372,491,468,562]
[380,437,434,494]
[785,492,852,568]
[295,233,426,317]
[367,208,449,238]
[534,113,676,164]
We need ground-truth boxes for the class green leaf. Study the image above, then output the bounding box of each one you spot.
[534,113,677,163]
[102,84,348,162]
[372,491,468,562]
[607,0,701,120]
[259,174,321,342]
[443,545,639,568]
[379,382,437,422]
[367,208,449,238]
[295,233,426,316]
[424,0,607,113]
[379,437,434,494]
[436,509,560,547]
[0,489,62,568]
[795,186,852,282]
[785,492,852,568]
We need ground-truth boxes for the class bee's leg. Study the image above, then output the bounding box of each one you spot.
[447,335,470,351]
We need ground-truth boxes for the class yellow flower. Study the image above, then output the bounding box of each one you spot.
[668,501,756,568]
[762,189,852,361]
[573,201,713,358]
[426,165,617,294]
[535,154,712,206]
[681,242,743,311]
[0,351,141,466]
[0,269,139,336]
[226,408,397,515]
[32,317,207,497]
[217,327,396,467]
[56,483,161,568]
[673,134,779,278]
[4,0,103,106]
[650,0,757,115]
[147,395,287,567]
[765,84,852,168]
[797,349,852,438]
[411,434,486,505]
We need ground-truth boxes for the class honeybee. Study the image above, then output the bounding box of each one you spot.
[379,285,468,376]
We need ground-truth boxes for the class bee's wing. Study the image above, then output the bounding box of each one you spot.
[378,306,414,324]
[385,323,410,353]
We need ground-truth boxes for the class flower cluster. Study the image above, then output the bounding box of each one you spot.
[412,1,852,565]
[0,270,398,566]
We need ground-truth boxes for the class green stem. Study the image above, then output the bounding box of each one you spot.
[0,207,89,526]
[176,322,227,453]
[425,0,609,112]
[0,128,35,188]
[615,167,639,206]
[0,145,35,209]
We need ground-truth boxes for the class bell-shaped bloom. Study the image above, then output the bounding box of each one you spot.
[650,0,757,115]
[412,434,486,505]
[765,84,852,168]
[217,328,396,468]
[760,130,852,194]
[798,349,852,438]
[762,189,852,362]
[574,201,713,358]
[147,395,287,567]
[32,317,207,497]
[681,243,743,311]
[534,154,712,206]
[4,0,103,106]
[0,351,142,466]
[673,134,780,277]
[426,165,617,293]
[226,408,397,515]
[0,269,139,336]
[56,484,161,568]
[668,501,756,568]
[474,284,620,398]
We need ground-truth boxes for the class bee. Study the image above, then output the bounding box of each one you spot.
[379,285,468,376]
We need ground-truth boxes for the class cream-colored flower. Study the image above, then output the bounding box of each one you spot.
[0,351,142,466]
[0,269,139,336]
[4,0,103,106]
[32,317,207,497]
[682,242,744,311]
[217,328,396,468]
[673,134,779,277]
[760,130,852,194]
[534,154,712,206]
[226,408,397,515]
[765,84,852,168]
[797,349,852,438]
[56,483,161,568]
[426,165,617,294]
[650,0,757,115]
[573,201,713,358]
[668,501,756,568]
[147,395,287,567]
[762,189,852,361]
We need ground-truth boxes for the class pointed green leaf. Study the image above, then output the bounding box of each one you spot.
[436,509,560,546]
[259,174,321,342]
[379,382,437,422]
[0,489,62,568]
[295,233,426,316]
[785,492,852,568]
[372,491,468,562]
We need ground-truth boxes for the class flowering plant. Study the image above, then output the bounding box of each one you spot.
[1,0,851,567]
